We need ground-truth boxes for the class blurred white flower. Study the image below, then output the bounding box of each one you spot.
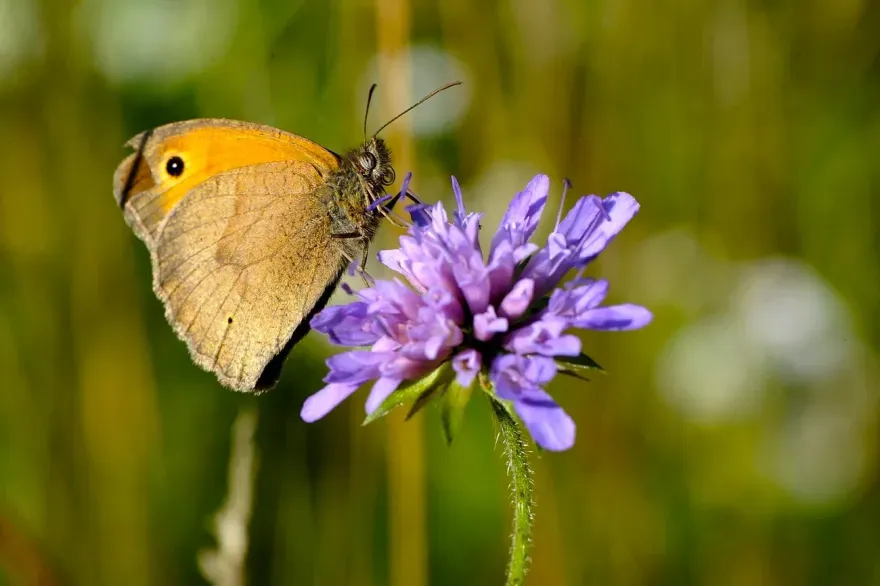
[734,259,853,384]
[655,253,877,506]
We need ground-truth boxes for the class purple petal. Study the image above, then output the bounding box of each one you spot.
[575,192,640,262]
[367,192,395,212]
[474,306,509,341]
[519,236,572,296]
[310,303,361,332]
[379,353,435,380]
[460,214,482,250]
[453,263,490,314]
[372,336,401,353]
[367,279,423,320]
[490,354,525,398]
[504,318,581,357]
[423,325,452,360]
[522,192,641,296]
[572,304,653,331]
[521,354,557,385]
[324,351,385,384]
[546,279,609,319]
[545,232,568,259]
[399,171,412,201]
[452,176,466,223]
[546,334,581,356]
[401,305,462,362]
[489,175,550,261]
[556,195,603,241]
[513,242,539,264]
[452,349,481,388]
[572,279,609,312]
[491,354,557,399]
[422,286,465,324]
[513,391,576,451]
[310,303,379,347]
[377,249,407,274]
[301,382,360,422]
[411,260,449,294]
[487,239,516,301]
[365,377,403,414]
[406,203,432,227]
[499,278,535,319]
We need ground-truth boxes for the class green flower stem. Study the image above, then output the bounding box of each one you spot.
[489,395,535,586]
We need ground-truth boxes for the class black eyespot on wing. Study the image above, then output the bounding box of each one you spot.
[227,317,233,324]
[166,156,185,177]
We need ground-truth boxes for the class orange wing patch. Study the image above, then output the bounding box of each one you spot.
[112,119,341,241]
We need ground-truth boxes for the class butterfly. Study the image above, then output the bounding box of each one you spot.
[112,82,459,391]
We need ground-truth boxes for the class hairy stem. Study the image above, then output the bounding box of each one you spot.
[489,396,535,586]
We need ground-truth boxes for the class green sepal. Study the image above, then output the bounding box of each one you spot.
[405,383,442,421]
[555,352,605,381]
[362,362,453,426]
[439,379,474,445]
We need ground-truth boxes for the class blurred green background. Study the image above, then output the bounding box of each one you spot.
[1,0,879,585]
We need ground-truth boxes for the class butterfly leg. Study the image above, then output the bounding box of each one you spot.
[340,252,372,288]
[349,241,374,287]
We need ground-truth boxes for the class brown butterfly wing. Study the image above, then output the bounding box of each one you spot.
[113,119,351,391]
[153,161,347,390]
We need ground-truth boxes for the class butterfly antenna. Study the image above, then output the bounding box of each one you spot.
[363,83,379,142]
[371,80,462,138]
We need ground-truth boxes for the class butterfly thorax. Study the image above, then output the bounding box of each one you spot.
[325,137,394,243]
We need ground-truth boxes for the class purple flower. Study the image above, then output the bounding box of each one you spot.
[301,174,652,451]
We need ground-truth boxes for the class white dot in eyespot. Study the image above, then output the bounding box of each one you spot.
[360,45,472,137]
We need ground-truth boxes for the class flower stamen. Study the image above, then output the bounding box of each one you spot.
[554,178,572,230]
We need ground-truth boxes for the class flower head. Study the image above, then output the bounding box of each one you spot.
[301,174,652,451]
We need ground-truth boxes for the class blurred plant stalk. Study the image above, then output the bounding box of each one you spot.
[197,408,259,586]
